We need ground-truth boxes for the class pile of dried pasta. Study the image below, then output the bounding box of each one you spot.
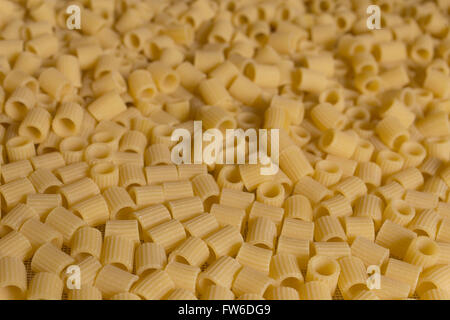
[0,0,450,301]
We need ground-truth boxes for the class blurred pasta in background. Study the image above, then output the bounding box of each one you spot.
[0,0,449,300]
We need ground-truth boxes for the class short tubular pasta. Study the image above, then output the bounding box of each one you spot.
[314,216,347,242]
[404,236,440,269]
[135,242,167,276]
[45,207,85,246]
[337,256,367,300]
[147,219,186,253]
[28,272,63,300]
[165,261,200,293]
[95,264,138,299]
[70,226,103,261]
[283,195,313,222]
[270,253,304,290]
[102,186,135,220]
[0,256,27,300]
[169,236,209,268]
[101,236,135,272]
[31,242,75,276]
[232,266,274,297]
[236,243,272,276]
[131,270,175,300]
[205,225,243,260]
[52,102,84,137]
[210,204,245,232]
[71,194,110,227]
[306,255,340,295]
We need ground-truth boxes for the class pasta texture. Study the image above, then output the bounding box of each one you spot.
[0,0,448,302]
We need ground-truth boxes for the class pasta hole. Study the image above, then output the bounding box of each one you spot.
[361,65,375,75]
[226,2,236,12]
[315,261,337,276]
[129,34,141,49]
[23,126,42,140]
[337,17,346,29]
[319,1,330,12]
[174,255,189,265]
[44,186,60,194]
[141,88,155,100]
[315,206,329,218]
[185,16,195,27]
[218,119,235,132]
[325,91,339,105]
[238,15,249,25]
[354,45,365,54]
[57,118,76,135]
[0,286,24,300]
[225,167,241,183]
[280,277,302,289]
[327,237,344,242]
[417,49,430,60]
[111,262,128,271]
[253,242,272,250]
[8,101,28,120]
[416,237,438,256]
[116,207,134,220]
[416,281,437,296]
[348,283,367,297]
[254,33,267,44]
[392,134,408,150]
[365,80,380,92]
[258,9,266,20]
[243,64,256,80]
[213,35,226,43]
[320,130,335,148]
[413,229,429,237]
[163,74,178,89]
[281,8,290,20]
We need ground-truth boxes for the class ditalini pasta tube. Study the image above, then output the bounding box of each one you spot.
[94,264,138,299]
[0,256,27,300]
[28,272,63,300]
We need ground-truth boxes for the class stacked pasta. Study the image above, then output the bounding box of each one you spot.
[0,0,449,301]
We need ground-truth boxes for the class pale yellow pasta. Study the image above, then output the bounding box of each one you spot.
[235,243,272,276]
[5,136,36,162]
[102,186,135,220]
[0,256,27,300]
[383,258,422,296]
[28,272,63,300]
[205,225,243,260]
[281,218,314,242]
[135,242,167,276]
[166,261,200,293]
[306,255,340,295]
[163,180,194,202]
[355,162,381,189]
[417,111,450,138]
[375,150,405,176]
[147,219,186,253]
[416,265,450,297]
[70,194,108,228]
[59,177,99,208]
[228,75,262,106]
[52,102,84,137]
[131,269,175,300]
[404,190,439,210]
[283,195,313,222]
[197,78,232,108]
[183,213,220,239]
[0,231,32,261]
[175,62,206,92]
[202,285,235,300]
[216,165,244,191]
[421,289,450,300]
[248,201,284,233]
[383,199,416,226]
[105,220,140,246]
[30,152,65,171]
[56,54,81,88]
[232,266,273,297]
[255,181,285,208]
[26,193,62,220]
[169,236,209,268]
[337,256,367,300]
[319,129,357,159]
[89,162,119,191]
[28,168,62,194]
[119,130,147,155]
[314,216,347,242]
[38,67,72,102]
[70,226,103,261]
[68,286,103,301]
[129,185,164,209]
[44,206,85,246]
[210,203,245,232]
[299,281,332,300]
[101,235,135,272]
[295,68,328,95]
[375,116,410,149]
[351,236,389,268]
[404,236,440,269]
[94,264,138,299]
[0,177,36,210]
[4,87,35,121]
[87,92,127,122]
[31,242,74,275]
[59,137,87,164]
[3,69,38,94]
[311,103,346,131]
[118,163,146,189]
[344,217,375,243]
[316,195,352,219]
[1,160,32,184]
[144,143,172,166]
[279,145,314,184]
[238,164,272,192]
[147,61,180,94]
[270,253,304,291]
[374,181,405,202]
[375,219,417,259]
[313,160,343,187]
